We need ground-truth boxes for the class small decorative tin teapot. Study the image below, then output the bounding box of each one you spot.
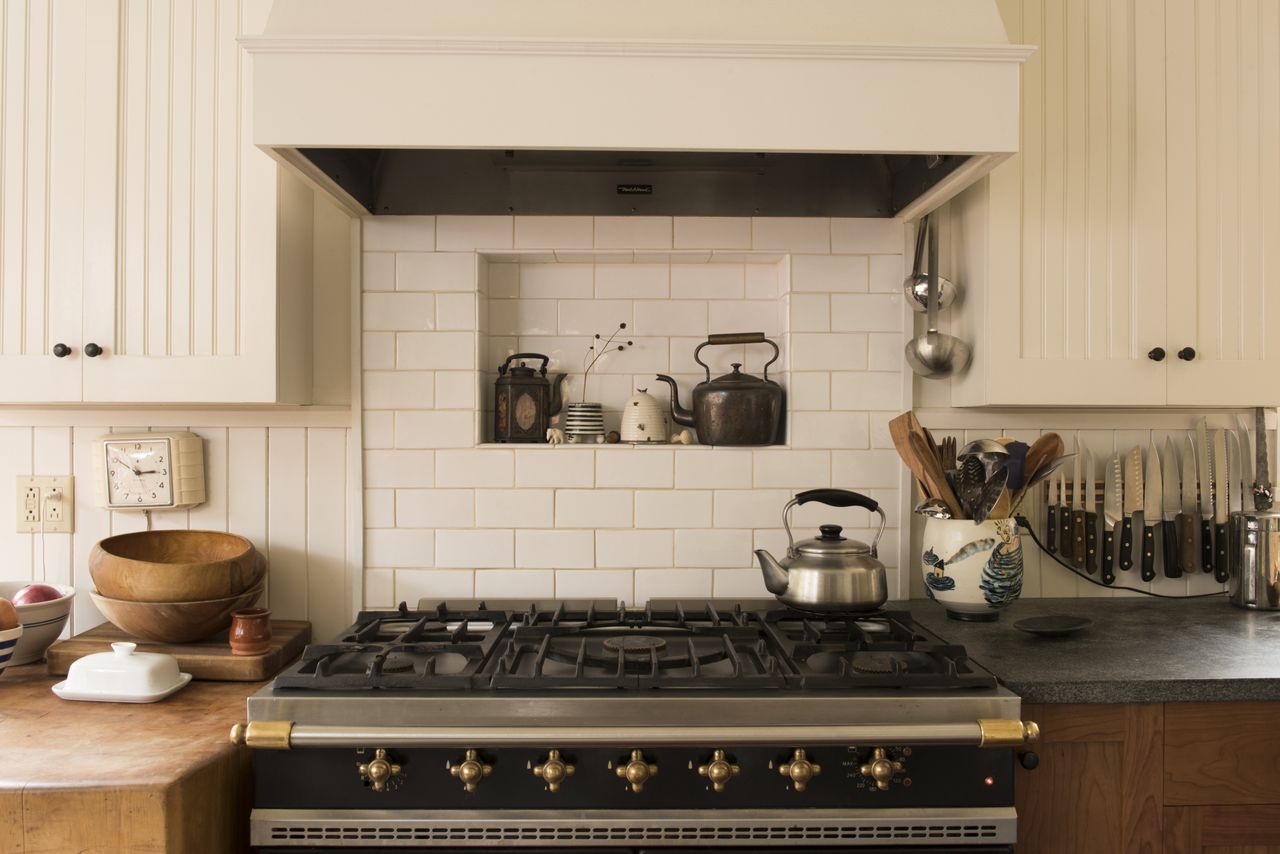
[493,353,566,443]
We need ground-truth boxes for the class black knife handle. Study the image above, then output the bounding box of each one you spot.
[1072,510,1087,568]
[1046,506,1057,554]
[1118,516,1134,571]
[1141,524,1157,582]
[1162,518,1182,578]
[1201,519,1215,574]
[1060,506,1074,560]
[1177,513,1200,575]
[1101,527,1116,585]
[1213,522,1230,583]
[1084,512,1099,575]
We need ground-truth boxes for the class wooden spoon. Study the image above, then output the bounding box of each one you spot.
[909,432,964,518]
[1016,432,1066,505]
[889,412,930,495]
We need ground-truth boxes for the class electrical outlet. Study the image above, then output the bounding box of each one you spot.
[15,476,74,534]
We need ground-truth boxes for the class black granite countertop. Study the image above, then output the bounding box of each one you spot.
[898,597,1280,705]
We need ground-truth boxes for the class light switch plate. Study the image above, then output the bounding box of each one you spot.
[15,475,74,533]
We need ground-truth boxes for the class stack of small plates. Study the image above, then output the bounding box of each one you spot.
[564,402,605,443]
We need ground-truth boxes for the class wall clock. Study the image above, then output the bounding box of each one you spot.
[94,432,206,510]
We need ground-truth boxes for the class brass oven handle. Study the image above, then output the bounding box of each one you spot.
[230,720,1040,750]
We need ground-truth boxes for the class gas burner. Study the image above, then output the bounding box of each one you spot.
[602,635,668,655]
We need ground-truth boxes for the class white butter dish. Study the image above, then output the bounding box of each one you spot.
[52,641,192,703]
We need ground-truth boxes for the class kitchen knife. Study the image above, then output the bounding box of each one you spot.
[1059,466,1074,560]
[1235,414,1253,513]
[1071,437,1087,568]
[1141,440,1161,582]
[1082,447,1098,575]
[1179,433,1202,575]
[1120,446,1142,572]
[1045,467,1058,555]
[1228,429,1243,587]
[1102,454,1121,586]
[1161,436,1183,578]
[1213,428,1229,582]
[1197,418,1215,576]
[1255,406,1274,511]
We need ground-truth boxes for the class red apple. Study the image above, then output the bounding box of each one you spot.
[0,598,17,630]
[12,583,62,606]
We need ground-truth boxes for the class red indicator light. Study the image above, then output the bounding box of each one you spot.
[984,776,995,786]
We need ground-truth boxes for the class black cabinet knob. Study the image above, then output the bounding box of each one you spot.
[84,342,103,358]
[52,343,71,358]
[1177,347,1196,361]
[1018,751,1040,771]
[1147,347,1165,362]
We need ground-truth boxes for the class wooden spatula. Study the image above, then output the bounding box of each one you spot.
[1016,432,1065,507]
[889,412,930,496]
[909,432,964,518]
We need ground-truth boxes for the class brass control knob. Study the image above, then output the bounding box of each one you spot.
[357,748,402,793]
[616,749,658,793]
[859,747,905,791]
[778,748,821,792]
[533,749,576,792]
[449,749,493,792]
[697,749,741,792]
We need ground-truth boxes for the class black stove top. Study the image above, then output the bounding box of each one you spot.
[275,599,996,693]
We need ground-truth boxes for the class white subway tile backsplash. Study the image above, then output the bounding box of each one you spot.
[867,332,905,371]
[675,529,752,568]
[365,371,434,410]
[486,262,520,298]
[788,372,831,411]
[559,300,634,336]
[514,217,594,248]
[745,263,782,299]
[396,569,475,602]
[790,255,869,293]
[790,333,868,371]
[363,293,435,331]
[489,299,558,336]
[830,372,905,411]
[787,294,830,332]
[397,489,476,528]
[363,411,395,448]
[395,411,474,448]
[713,489,792,528]
[790,412,871,449]
[517,530,595,568]
[397,332,476,370]
[634,490,712,529]
[365,569,395,607]
[596,450,674,488]
[596,530,673,568]
[831,218,906,254]
[436,293,478,330]
[635,568,713,600]
[436,216,513,250]
[365,490,395,528]
[869,254,905,292]
[363,216,436,252]
[366,529,435,568]
[674,217,752,249]
[363,253,396,291]
[363,332,395,370]
[675,450,753,489]
[752,218,830,252]
[753,450,832,488]
[831,294,904,333]
[365,450,435,488]
[436,450,513,487]
[591,337,668,374]
[397,252,476,291]
[520,263,595,299]
[437,529,514,568]
[832,449,904,489]
[554,569,634,601]
[670,264,745,299]
[594,217,672,249]
[713,568,772,598]
[515,449,595,487]
[556,490,634,528]
[633,300,708,336]
[476,489,554,528]
[708,301,781,335]
[475,569,556,598]
[595,264,669,299]
[435,372,477,409]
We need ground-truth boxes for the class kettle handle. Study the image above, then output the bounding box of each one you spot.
[499,353,550,376]
[783,489,887,558]
[693,333,780,382]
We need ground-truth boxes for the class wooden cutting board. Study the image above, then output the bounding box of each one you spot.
[45,620,310,681]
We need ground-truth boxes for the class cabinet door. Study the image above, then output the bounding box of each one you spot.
[0,0,105,402]
[1163,1,1280,406]
[81,0,285,404]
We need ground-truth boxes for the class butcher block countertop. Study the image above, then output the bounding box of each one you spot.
[905,597,1280,704]
[0,662,260,853]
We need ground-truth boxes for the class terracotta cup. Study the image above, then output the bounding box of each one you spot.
[229,608,272,656]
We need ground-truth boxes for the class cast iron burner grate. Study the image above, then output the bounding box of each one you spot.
[273,600,997,692]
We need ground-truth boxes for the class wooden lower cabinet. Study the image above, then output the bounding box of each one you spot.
[1015,703,1280,853]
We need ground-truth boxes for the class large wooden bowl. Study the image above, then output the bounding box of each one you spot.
[89,530,265,603]
[89,584,264,644]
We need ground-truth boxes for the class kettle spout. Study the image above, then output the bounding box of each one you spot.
[653,374,696,427]
[548,372,568,417]
[754,549,789,596]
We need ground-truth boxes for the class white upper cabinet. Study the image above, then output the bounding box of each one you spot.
[951,0,1280,407]
[0,0,327,404]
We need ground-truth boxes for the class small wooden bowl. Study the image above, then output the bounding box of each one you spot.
[89,531,264,603]
[89,584,264,644]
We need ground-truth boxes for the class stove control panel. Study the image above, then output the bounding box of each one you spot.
[857,746,908,791]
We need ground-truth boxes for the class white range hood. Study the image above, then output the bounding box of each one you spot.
[245,0,1031,219]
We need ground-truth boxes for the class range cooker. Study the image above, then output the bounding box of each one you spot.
[234,599,1038,852]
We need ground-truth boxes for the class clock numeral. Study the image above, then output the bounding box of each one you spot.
[157,456,165,463]
[161,469,167,475]
[151,492,157,499]
[158,482,165,489]
[134,443,142,450]
[137,496,143,503]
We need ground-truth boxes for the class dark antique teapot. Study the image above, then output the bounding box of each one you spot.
[494,353,566,443]
[654,332,784,446]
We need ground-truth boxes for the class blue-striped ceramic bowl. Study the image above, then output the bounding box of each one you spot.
[0,625,23,678]
[0,583,74,666]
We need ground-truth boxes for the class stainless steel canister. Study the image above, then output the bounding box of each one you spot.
[1228,510,1280,609]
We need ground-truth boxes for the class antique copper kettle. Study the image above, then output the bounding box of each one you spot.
[653,332,783,446]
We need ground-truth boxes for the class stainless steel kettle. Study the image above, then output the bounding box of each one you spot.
[754,489,888,613]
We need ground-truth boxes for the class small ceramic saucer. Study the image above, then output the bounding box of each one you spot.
[1013,615,1092,637]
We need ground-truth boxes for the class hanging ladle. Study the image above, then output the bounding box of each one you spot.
[904,215,972,379]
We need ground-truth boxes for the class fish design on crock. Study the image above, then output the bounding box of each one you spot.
[979,538,1024,609]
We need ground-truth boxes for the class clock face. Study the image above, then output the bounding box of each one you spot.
[105,440,174,507]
